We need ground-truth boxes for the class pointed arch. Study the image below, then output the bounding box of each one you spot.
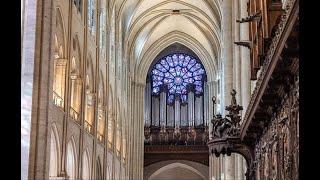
[95,157,102,180]
[135,31,218,83]
[66,137,77,180]
[71,34,82,77]
[49,123,61,178]
[54,7,66,58]
[82,148,91,180]
[147,162,207,180]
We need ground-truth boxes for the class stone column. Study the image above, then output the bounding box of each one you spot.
[225,154,236,180]
[21,0,37,178]
[129,81,145,180]
[222,0,233,116]
[236,154,244,180]
[26,0,56,179]
[240,0,251,119]
[208,80,217,180]
[233,0,242,105]
[220,156,224,180]
[207,81,215,139]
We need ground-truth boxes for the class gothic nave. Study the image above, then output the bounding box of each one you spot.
[21,0,299,179]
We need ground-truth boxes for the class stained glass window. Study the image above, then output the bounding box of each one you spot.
[151,53,206,104]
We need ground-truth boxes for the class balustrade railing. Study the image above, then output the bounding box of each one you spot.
[144,124,208,145]
[53,91,64,108]
[69,107,80,122]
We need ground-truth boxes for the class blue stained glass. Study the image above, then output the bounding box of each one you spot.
[160,59,169,70]
[194,80,202,86]
[187,78,194,83]
[169,88,175,94]
[156,64,166,72]
[179,59,184,66]
[151,53,206,104]
[167,57,174,67]
[194,75,202,81]
[164,78,173,84]
[152,75,163,81]
[182,72,192,79]
[195,86,203,92]
[193,68,205,76]
[190,64,201,72]
[182,67,188,74]
[173,58,179,66]
[187,59,196,68]
[152,69,164,76]
[183,58,190,67]
[181,94,187,102]
[175,66,182,76]
[153,86,160,93]
[164,72,173,79]
[182,88,187,94]
[167,94,174,104]
[153,81,163,87]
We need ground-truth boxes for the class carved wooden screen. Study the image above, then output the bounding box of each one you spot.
[247,0,283,79]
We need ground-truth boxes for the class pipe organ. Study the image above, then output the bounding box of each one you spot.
[144,53,209,145]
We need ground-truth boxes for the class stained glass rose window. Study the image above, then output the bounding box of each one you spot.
[151,53,206,104]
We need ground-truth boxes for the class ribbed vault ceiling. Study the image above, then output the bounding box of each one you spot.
[111,0,222,81]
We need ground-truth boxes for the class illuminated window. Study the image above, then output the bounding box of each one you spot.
[88,0,96,35]
[73,0,81,12]
[151,53,206,104]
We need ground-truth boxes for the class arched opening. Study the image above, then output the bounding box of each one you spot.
[107,86,114,149]
[99,0,107,61]
[82,149,91,180]
[95,158,102,180]
[52,8,67,108]
[69,36,82,122]
[115,100,121,157]
[84,56,94,134]
[88,0,96,36]
[66,139,77,180]
[97,72,106,143]
[144,44,209,145]
[107,165,112,180]
[147,162,207,180]
[49,125,60,179]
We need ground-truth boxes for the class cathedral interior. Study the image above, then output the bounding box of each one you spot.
[21,0,299,179]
